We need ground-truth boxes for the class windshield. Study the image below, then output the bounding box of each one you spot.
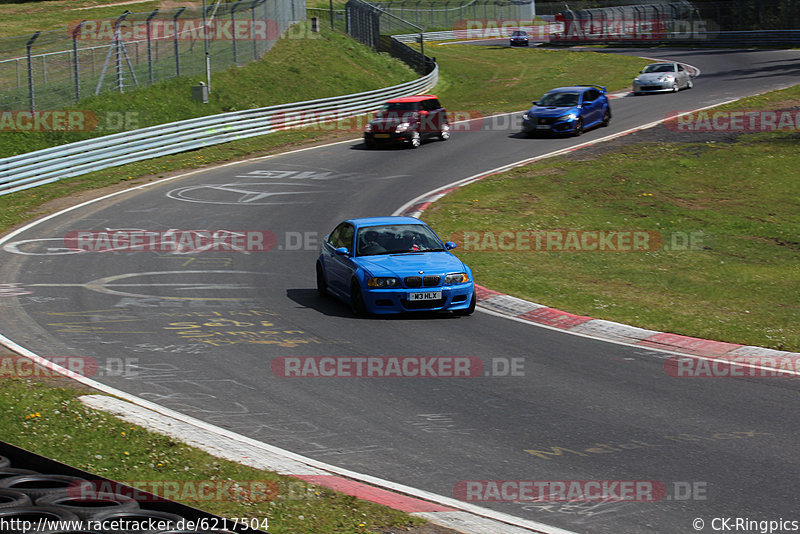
[643,63,676,73]
[356,224,445,256]
[537,92,580,107]
[511,31,527,36]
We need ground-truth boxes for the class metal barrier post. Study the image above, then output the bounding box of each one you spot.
[146,9,159,85]
[72,22,85,102]
[174,7,186,77]
[26,32,41,112]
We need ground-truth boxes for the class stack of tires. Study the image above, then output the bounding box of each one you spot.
[0,456,233,534]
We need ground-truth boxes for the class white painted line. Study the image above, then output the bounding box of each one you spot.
[80,395,577,534]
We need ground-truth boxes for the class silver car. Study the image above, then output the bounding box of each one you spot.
[632,62,693,94]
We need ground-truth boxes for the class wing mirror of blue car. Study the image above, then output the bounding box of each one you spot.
[334,247,349,256]
[532,100,538,105]
[445,241,457,250]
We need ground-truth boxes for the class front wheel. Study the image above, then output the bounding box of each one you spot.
[408,131,421,149]
[672,82,679,92]
[601,108,612,127]
[350,281,367,316]
[452,291,476,316]
[316,263,328,298]
[439,122,451,141]
[572,118,584,137]
[686,78,693,89]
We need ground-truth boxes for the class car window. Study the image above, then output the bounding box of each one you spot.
[383,102,417,112]
[584,89,600,102]
[355,224,445,256]
[328,223,354,250]
[643,63,675,73]
[539,92,580,107]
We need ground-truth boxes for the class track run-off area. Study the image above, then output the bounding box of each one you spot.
[1,47,799,533]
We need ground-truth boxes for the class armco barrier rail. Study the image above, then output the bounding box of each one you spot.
[0,65,437,196]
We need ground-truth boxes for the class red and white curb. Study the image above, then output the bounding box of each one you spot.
[395,91,799,374]
[79,395,576,534]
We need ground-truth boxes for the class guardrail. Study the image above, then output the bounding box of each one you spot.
[0,65,437,196]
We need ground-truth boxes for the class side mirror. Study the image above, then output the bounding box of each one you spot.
[334,247,349,256]
[532,100,538,105]
[445,241,457,250]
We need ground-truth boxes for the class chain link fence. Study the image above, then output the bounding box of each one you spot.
[0,0,305,112]
[363,0,535,32]
[345,0,435,74]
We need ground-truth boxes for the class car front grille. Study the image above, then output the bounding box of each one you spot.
[536,117,559,125]
[423,275,440,286]
[404,275,441,287]
[405,276,422,287]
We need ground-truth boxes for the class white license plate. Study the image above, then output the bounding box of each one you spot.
[535,124,551,130]
[409,291,442,301]
[375,133,391,138]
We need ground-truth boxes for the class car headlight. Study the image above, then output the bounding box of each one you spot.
[395,122,412,133]
[367,277,399,288]
[523,113,531,121]
[658,75,674,82]
[364,123,373,133]
[556,113,576,122]
[444,272,470,285]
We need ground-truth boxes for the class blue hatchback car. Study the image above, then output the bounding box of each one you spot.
[316,216,476,316]
[521,85,611,136]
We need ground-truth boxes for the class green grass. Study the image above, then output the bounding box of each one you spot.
[0,375,425,534]
[0,22,416,156]
[420,43,650,115]
[0,0,160,38]
[423,88,800,351]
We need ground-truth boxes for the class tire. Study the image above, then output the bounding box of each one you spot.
[0,475,93,500]
[316,262,328,298]
[453,291,477,316]
[672,81,679,92]
[349,280,366,316]
[0,489,31,509]
[36,492,139,521]
[686,78,693,89]
[0,457,9,469]
[438,122,451,141]
[0,506,80,532]
[408,131,421,149]
[601,108,611,127]
[572,118,584,137]
[0,468,37,480]
[364,140,375,149]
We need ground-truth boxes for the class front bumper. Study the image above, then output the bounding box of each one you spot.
[364,132,415,145]
[522,116,577,134]
[633,81,675,93]
[360,283,475,314]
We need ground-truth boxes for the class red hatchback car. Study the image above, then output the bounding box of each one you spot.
[364,95,451,149]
